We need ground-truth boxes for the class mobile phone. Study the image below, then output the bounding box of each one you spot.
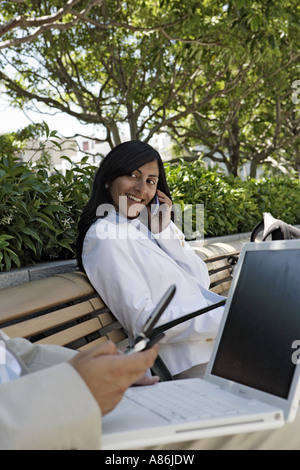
[125,285,176,355]
[125,332,165,355]
[151,194,160,216]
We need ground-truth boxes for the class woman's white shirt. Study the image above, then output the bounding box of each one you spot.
[82,208,224,375]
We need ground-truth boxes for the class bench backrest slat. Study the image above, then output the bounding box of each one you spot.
[2,301,98,338]
[0,251,238,353]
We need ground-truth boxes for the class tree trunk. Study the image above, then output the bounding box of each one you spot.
[229,117,240,176]
[223,117,240,176]
[109,121,122,147]
[295,146,300,180]
[249,160,258,179]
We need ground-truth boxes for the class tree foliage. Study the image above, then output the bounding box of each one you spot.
[1,0,300,176]
[167,0,300,176]
[1,152,299,270]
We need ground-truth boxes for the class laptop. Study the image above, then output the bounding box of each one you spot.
[101,240,300,449]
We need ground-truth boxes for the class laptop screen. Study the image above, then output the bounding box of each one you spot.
[211,249,300,399]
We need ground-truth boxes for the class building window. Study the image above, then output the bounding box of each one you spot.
[83,141,89,151]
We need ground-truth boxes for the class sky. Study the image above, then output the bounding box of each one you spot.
[0,96,170,159]
[0,98,98,137]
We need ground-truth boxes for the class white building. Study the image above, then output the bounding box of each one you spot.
[18,132,175,174]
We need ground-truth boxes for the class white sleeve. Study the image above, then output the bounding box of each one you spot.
[82,222,219,345]
[83,232,159,339]
[153,221,210,289]
[0,332,102,450]
[0,363,101,450]
[4,336,77,373]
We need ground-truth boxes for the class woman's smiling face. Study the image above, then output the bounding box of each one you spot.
[108,160,159,218]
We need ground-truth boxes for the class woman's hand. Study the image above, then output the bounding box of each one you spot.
[148,190,172,234]
[133,374,160,386]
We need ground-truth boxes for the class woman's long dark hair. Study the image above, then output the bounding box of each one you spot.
[76,140,172,271]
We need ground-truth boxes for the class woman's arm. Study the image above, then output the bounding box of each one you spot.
[82,220,218,344]
[149,191,210,289]
[154,220,210,289]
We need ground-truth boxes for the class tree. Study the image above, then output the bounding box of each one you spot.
[165,0,300,177]
[0,0,104,50]
[1,0,300,177]
[0,0,261,148]
[168,56,300,177]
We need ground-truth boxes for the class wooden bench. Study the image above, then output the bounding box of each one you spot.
[205,251,239,296]
[0,251,240,378]
[0,270,129,352]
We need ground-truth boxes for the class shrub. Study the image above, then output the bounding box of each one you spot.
[1,154,299,271]
[0,154,96,271]
[241,177,300,226]
[166,159,300,238]
[166,159,260,237]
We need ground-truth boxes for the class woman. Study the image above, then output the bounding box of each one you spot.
[77,140,224,378]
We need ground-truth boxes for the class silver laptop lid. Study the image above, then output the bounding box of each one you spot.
[205,240,300,421]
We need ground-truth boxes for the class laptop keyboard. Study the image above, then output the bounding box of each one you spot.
[126,380,247,423]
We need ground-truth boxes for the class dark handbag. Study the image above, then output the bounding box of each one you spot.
[251,212,300,242]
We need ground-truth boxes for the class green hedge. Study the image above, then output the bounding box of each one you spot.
[0,155,299,271]
[0,155,96,271]
[166,159,300,237]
